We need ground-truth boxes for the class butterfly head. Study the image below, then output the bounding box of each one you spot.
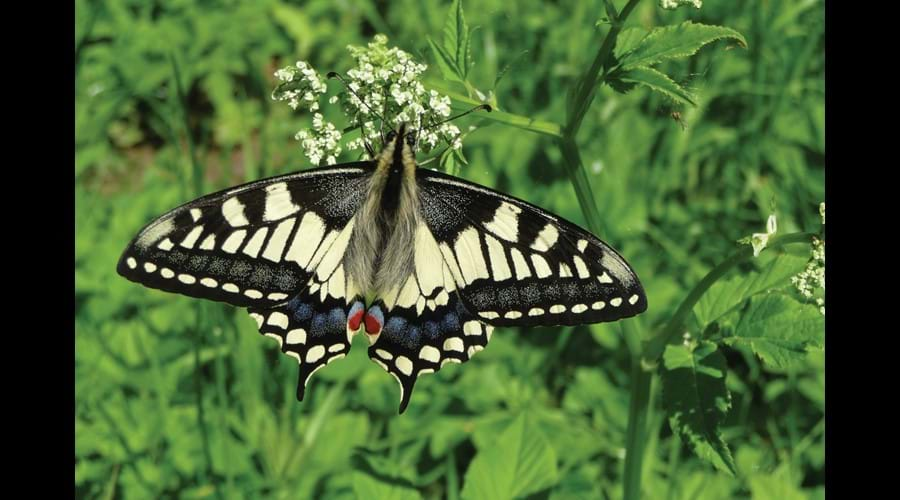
[376,123,420,179]
[385,123,419,155]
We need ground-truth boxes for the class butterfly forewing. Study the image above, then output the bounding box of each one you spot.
[117,164,373,308]
[416,168,647,326]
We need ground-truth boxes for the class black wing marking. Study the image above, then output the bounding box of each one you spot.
[117,163,373,308]
[250,290,366,400]
[416,168,647,327]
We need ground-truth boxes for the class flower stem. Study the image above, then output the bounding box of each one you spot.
[428,82,564,138]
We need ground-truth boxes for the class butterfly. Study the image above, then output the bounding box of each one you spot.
[117,123,647,413]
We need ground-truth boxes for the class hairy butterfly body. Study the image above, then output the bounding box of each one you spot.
[118,124,647,413]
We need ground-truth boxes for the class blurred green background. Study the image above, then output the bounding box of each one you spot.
[75,0,824,498]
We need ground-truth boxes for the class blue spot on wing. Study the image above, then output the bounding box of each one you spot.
[290,301,313,322]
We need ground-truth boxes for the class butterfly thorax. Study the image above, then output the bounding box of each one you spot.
[344,125,420,300]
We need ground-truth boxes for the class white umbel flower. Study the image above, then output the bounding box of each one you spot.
[659,0,702,9]
[272,35,473,164]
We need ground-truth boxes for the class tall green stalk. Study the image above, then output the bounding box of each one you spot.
[552,1,645,498]
[170,54,224,500]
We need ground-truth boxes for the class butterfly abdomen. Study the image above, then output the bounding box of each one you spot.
[344,128,422,300]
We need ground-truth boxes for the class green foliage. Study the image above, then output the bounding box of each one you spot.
[726,293,824,369]
[616,66,697,106]
[609,21,746,106]
[615,22,746,70]
[76,0,824,498]
[662,341,735,475]
[429,0,479,98]
[461,413,559,499]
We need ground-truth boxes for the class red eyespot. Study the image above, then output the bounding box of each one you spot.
[364,313,382,335]
[348,309,364,332]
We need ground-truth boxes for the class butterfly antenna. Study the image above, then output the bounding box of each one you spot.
[327,72,396,135]
[424,104,492,131]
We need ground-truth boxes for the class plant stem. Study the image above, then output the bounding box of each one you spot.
[566,0,641,135]
[171,54,223,500]
[428,82,564,138]
[623,354,652,500]
[170,54,203,197]
[551,2,644,497]
[558,137,606,237]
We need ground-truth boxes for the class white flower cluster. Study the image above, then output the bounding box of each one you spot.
[273,35,468,165]
[792,237,825,316]
[660,0,702,9]
[272,61,342,165]
[294,113,342,165]
[272,61,328,112]
[339,34,460,154]
[792,203,825,315]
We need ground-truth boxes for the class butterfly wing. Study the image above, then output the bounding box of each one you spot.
[416,168,647,325]
[117,163,372,307]
[365,168,646,412]
[118,163,374,397]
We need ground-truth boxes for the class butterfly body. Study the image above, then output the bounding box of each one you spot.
[118,124,647,412]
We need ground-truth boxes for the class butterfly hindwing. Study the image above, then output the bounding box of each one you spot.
[117,163,373,308]
[366,295,492,414]
[416,168,647,326]
[249,290,364,400]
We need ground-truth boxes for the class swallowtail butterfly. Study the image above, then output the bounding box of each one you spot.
[118,124,647,413]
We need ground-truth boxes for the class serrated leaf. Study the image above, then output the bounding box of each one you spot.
[725,293,824,369]
[694,251,808,327]
[662,341,736,475]
[616,66,697,106]
[613,27,649,60]
[619,21,747,70]
[493,50,529,89]
[443,0,471,79]
[461,412,559,500]
[428,37,464,83]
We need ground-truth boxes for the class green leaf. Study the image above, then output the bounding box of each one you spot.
[443,0,471,79]
[619,21,747,70]
[493,50,529,90]
[428,37,464,83]
[461,412,559,500]
[747,466,808,500]
[725,293,824,369]
[616,66,697,106]
[694,251,809,327]
[661,341,736,475]
[352,471,422,500]
[613,27,649,61]
[439,146,458,175]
